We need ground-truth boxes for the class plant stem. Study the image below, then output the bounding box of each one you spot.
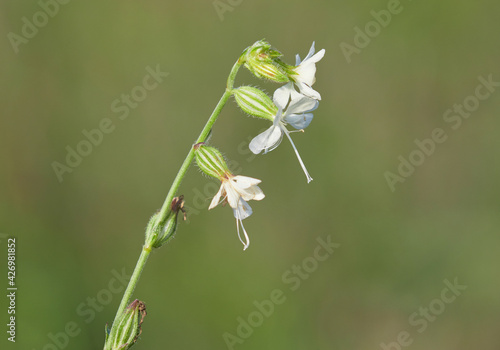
[111,246,151,327]
[156,58,243,224]
[105,58,243,346]
[155,91,230,223]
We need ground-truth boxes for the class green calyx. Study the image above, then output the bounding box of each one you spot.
[104,299,146,350]
[241,40,290,83]
[233,86,277,121]
[145,196,185,249]
[193,143,230,179]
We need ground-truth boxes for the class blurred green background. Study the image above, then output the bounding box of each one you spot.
[1,0,499,349]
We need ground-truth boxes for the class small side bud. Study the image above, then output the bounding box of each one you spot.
[104,299,147,350]
[233,86,277,121]
[194,143,230,179]
[145,196,186,249]
[241,40,290,83]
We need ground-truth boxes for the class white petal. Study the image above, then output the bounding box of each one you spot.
[231,176,265,202]
[295,62,317,87]
[304,47,325,64]
[225,181,241,209]
[240,185,265,202]
[289,88,304,102]
[286,94,319,115]
[233,199,253,220]
[249,125,284,154]
[249,187,265,201]
[232,175,261,189]
[294,49,324,87]
[285,113,314,130]
[208,184,224,210]
[296,82,321,100]
[273,84,293,109]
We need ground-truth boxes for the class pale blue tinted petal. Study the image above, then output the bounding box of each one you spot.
[233,199,252,220]
[295,53,301,66]
[285,113,314,130]
[303,42,316,61]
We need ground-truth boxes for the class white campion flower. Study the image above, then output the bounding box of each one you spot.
[209,175,265,250]
[193,143,265,250]
[285,42,325,100]
[249,85,318,183]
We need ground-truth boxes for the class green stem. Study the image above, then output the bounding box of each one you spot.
[105,58,243,347]
[111,246,151,328]
[156,58,243,224]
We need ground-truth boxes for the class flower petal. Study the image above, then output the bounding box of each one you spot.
[285,112,314,130]
[273,84,293,109]
[231,176,265,201]
[249,125,283,154]
[303,42,316,62]
[232,175,261,188]
[208,184,224,210]
[304,47,325,65]
[233,199,253,220]
[295,81,322,100]
[286,93,319,114]
[295,62,317,87]
[224,180,241,209]
[294,48,324,88]
[295,53,302,66]
[240,185,265,202]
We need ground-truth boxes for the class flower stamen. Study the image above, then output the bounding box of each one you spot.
[284,130,313,183]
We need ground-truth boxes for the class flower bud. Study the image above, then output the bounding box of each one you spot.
[104,299,146,350]
[193,143,230,179]
[241,40,290,83]
[233,86,277,121]
[145,197,186,249]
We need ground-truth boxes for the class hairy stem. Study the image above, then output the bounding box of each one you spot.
[157,59,243,224]
[105,58,243,348]
[111,246,151,328]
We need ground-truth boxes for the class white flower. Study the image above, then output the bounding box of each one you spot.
[209,175,265,250]
[249,85,318,183]
[285,42,325,100]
